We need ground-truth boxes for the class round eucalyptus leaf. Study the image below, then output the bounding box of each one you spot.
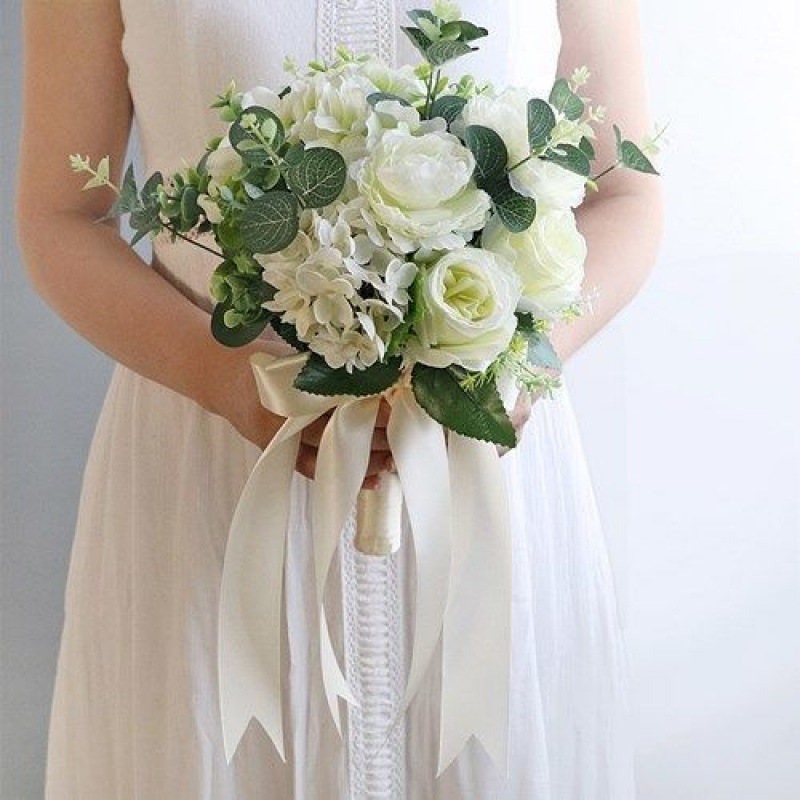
[240,190,299,254]
[464,124,508,185]
[429,95,467,126]
[527,99,556,149]
[543,144,591,177]
[285,147,346,209]
[489,178,536,233]
[229,106,285,166]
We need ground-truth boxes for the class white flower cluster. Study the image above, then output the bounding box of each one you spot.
[216,52,590,371]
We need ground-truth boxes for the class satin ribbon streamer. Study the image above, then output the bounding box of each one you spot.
[218,351,512,776]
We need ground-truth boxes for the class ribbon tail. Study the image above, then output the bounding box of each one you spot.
[386,390,452,714]
[217,415,315,764]
[312,397,382,733]
[437,433,512,777]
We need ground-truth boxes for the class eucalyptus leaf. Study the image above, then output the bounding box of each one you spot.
[464,124,508,184]
[109,163,139,217]
[527,98,556,149]
[429,94,467,125]
[240,190,299,253]
[210,303,270,348]
[285,147,347,209]
[229,106,285,165]
[294,354,403,397]
[549,78,584,121]
[180,186,200,228]
[578,136,595,159]
[411,364,517,447]
[620,140,659,174]
[488,178,537,233]
[543,144,591,177]
[426,39,476,66]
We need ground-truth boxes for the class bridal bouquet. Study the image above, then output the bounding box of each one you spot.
[72,0,659,776]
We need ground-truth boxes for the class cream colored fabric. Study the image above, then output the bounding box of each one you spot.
[45,2,635,798]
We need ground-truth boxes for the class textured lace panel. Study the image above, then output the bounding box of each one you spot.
[341,514,406,799]
[316,0,398,63]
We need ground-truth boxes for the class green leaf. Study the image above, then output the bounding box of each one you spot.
[578,136,595,159]
[269,316,309,352]
[210,303,270,348]
[294,354,403,397]
[108,163,138,217]
[426,39,476,66]
[402,26,431,58]
[620,140,659,175]
[367,91,413,108]
[464,124,508,184]
[282,142,305,166]
[454,20,489,41]
[179,185,200,228]
[549,78,584,121]
[285,147,346,209]
[524,330,561,370]
[229,106,285,166]
[240,190,299,254]
[429,94,467,125]
[407,9,437,27]
[613,124,624,158]
[411,364,516,447]
[543,144,591,177]
[514,312,542,333]
[527,99,556,149]
[488,178,536,233]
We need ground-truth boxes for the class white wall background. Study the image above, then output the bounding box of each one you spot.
[567,1,800,797]
[2,1,799,798]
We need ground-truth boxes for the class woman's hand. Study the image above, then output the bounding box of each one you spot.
[497,390,534,457]
[204,340,393,489]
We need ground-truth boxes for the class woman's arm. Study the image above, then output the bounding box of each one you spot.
[15,0,390,484]
[551,0,664,361]
[15,1,285,445]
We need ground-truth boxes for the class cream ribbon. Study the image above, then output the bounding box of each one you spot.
[218,351,512,776]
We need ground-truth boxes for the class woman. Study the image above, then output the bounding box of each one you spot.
[17,0,663,797]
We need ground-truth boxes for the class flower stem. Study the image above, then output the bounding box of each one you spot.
[162,222,224,258]
[591,160,620,182]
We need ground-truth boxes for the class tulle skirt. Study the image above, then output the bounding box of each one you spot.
[45,350,635,799]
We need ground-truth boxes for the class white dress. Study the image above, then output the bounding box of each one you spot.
[45,1,636,798]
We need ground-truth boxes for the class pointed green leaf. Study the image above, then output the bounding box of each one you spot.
[294,354,403,397]
[527,99,556,149]
[578,136,595,159]
[411,364,516,447]
[425,39,476,66]
[402,26,431,58]
[464,124,508,184]
[108,163,139,217]
[543,144,591,176]
[285,146,346,209]
[240,190,299,253]
[620,140,659,175]
[549,78,584,121]
[454,21,489,41]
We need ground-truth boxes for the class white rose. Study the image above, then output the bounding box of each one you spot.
[410,247,522,371]
[461,88,530,167]
[353,125,491,253]
[482,210,586,318]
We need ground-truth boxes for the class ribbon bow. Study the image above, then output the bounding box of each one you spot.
[218,351,512,776]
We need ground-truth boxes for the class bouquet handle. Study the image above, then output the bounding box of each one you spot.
[354,471,403,555]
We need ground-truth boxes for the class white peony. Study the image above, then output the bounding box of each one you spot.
[352,124,491,254]
[409,247,522,372]
[511,157,586,211]
[482,210,586,318]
